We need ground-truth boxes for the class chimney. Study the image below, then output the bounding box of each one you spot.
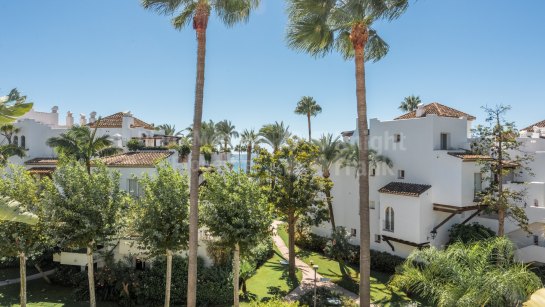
[80,114,87,126]
[122,111,134,130]
[51,106,59,126]
[51,106,59,113]
[89,111,97,124]
[66,112,74,127]
[415,103,426,117]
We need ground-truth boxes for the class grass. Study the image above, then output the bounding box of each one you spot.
[277,224,413,306]
[241,244,302,306]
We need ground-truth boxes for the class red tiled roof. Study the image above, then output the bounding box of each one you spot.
[448,152,491,162]
[27,167,55,175]
[395,102,476,121]
[88,112,154,130]
[99,151,173,167]
[379,182,432,197]
[523,120,545,132]
[25,158,59,165]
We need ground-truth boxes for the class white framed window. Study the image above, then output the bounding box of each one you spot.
[384,207,394,232]
[128,178,141,198]
[394,134,401,143]
[350,228,357,237]
[370,201,375,210]
[375,234,381,243]
[398,170,405,179]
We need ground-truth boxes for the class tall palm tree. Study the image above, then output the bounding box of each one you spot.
[294,96,322,141]
[141,1,260,304]
[240,129,262,174]
[286,1,408,303]
[157,123,182,136]
[0,89,33,125]
[313,134,342,231]
[200,120,220,149]
[216,120,239,153]
[46,124,121,174]
[340,142,393,174]
[399,95,421,112]
[259,121,291,153]
[0,124,21,145]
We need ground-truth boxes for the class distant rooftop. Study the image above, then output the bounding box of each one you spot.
[99,151,173,167]
[522,119,545,132]
[25,157,59,165]
[395,102,476,121]
[379,182,432,197]
[89,112,154,130]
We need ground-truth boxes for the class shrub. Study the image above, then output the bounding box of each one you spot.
[370,250,404,274]
[294,231,328,253]
[299,287,358,307]
[249,299,301,306]
[126,139,144,151]
[324,227,358,263]
[448,223,495,244]
[248,236,274,267]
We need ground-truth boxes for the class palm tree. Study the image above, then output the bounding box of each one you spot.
[286,1,408,303]
[340,142,393,175]
[240,129,262,174]
[0,89,33,125]
[216,120,239,153]
[46,124,121,174]
[0,144,26,166]
[142,2,260,302]
[313,134,342,231]
[399,95,421,112]
[157,123,182,136]
[294,96,322,141]
[200,120,220,149]
[259,121,291,152]
[1,124,21,145]
[391,237,541,306]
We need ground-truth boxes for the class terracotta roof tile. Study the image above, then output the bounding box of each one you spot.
[448,152,491,162]
[523,120,545,132]
[379,182,432,197]
[27,167,56,174]
[88,112,154,130]
[99,151,173,167]
[25,157,59,165]
[395,102,476,121]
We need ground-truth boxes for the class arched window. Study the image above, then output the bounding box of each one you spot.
[13,136,18,147]
[21,136,26,148]
[385,207,394,232]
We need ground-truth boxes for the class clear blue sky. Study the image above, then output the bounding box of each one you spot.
[1,0,544,137]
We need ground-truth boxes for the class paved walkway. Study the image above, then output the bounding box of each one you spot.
[271,221,359,304]
[0,269,56,287]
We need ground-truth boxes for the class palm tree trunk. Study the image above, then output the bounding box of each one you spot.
[246,144,252,174]
[187,5,209,307]
[86,159,91,175]
[325,179,336,231]
[87,242,96,307]
[307,113,311,141]
[353,24,371,305]
[497,127,505,236]
[19,251,26,307]
[165,249,173,307]
[287,212,296,280]
[233,243,240,307]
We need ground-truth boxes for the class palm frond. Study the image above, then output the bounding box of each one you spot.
[214,0,259,27]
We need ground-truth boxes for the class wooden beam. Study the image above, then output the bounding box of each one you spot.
[432,212,457,233]
[382,235,429,248]
[460,209,484,225]
[382,237,395,252]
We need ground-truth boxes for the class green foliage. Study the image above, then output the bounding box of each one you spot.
[390,237,542,306]
[126,139,144,152]
[41,158,128,250]
[294,96,322,117]
[0,88,33,124]
[369,250,404,274]
[294,230,329,253]
[248,299,301,307]
[399,95,421,112]
[299,287,357,307]
[216,119,239,152]
[131,163,190,256]
[324,227,356,262]
[448,223,495,244]
[259,121,291,152]
[0,144,26,165]
[200,144,215,165]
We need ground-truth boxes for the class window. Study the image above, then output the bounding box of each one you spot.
[397,170,405,179]
[370,201,375,210]
[370,168,376,176]
[20,136,26,148]
[128,179,141,197]
[135,258,146,270]
[534,235,539,246]
[384,207,394,232]
[350,228,357,237]
[13,135,18,146]
[375,234,381,243]
[394,134,401,143]
[440,133,449,150]
[474,173,483,200]
[535,199,540,207]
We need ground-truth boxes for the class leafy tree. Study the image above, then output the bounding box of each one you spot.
[254,139,327,279]
[201,169,271,307]
[286,0,409,302]
[1,123,20,145]
[46,124,122,174]
[216,120,239,153]
[0,165,45,307]
[294,96,322,141]
[448,223,495,244]
[259,121,291,152]
[141,0,261,303]
[0,144,26,166]
[471,105,532,236]
[41,159,128,307]
[390,237,542,306]
[399,95,421,112]
[313,134,342,230]
[240,129,262,173]
[0,89,33,125]
[131,164,190,307]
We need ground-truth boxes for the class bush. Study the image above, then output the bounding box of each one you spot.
[249,299,301,306]
[248,236,274,267]
[299,287,358,307]
[126,139,144,151]
[370,250,404,274]
[294,231,328,253]
[448,223,495,244]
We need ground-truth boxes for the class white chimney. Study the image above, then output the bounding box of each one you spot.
[89,111,97,124]
[80,114,87,126]
[51,106,59,126]
[112,133,123,148]
[122,111,134,130]
[66,112,74,128]
[51,106,59,113]
[415,103,426,117]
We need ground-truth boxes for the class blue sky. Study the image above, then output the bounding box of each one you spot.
[1,0,545,138]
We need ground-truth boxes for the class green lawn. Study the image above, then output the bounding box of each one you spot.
[277,224,413,306]
[241,245,302,306]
